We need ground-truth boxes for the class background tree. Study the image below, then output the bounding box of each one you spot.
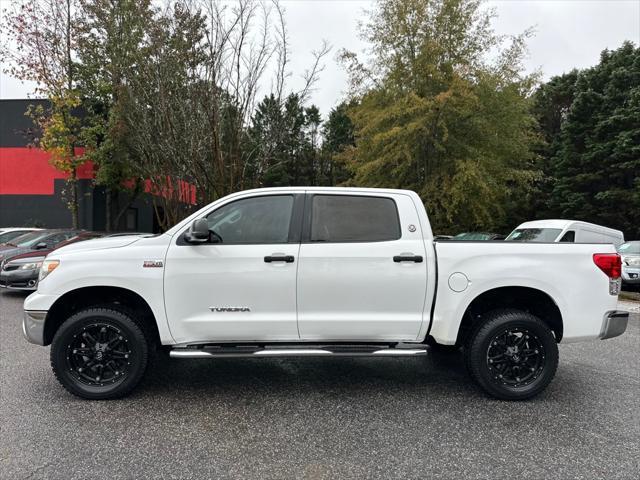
[246,94,291,187]
[551,42,640,238]
[196,0,277,200]
[339,0,538,234]
[522,71,579,220]
[1,0,85,228]
[303,105,322,185]
[76,0,154,231]
[122,2,209,230]
[247,93,323,187]
[322,101,356,185]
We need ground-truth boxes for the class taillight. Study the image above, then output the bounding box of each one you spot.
[593,253,622,279]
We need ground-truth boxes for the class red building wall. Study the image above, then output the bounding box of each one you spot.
[0,99,195,230]
[0,147,93,195]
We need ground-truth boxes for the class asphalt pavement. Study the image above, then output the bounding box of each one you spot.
[1,291,638,479]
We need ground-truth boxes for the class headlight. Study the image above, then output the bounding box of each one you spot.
[622,256,638,266]
[19,261,43,270]
[39,259,60,281]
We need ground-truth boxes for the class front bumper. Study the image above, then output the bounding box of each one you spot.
[599,310,629,340]
[22,310,47,345]
[0,269,38,290]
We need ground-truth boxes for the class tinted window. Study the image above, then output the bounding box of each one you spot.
[206,195,294,244]
[505,228,562,242]
[453,232,493,241]
[559,231,575,242]
[42,232,78,247]
[0,230,30,244]
[310,195,401,242]
[13,231,51,247]
[618,242,640,254]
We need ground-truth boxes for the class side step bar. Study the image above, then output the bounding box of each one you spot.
[170,346,427,359]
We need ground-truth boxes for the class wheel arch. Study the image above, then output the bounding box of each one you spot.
[43,286,160,346]
[454,286,564,347]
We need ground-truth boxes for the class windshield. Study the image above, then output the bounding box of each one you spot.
[505,228,562,242]
[0,230,29,244]
[9,231,51,247]
[618,242,640,255]
[453,232,493,241]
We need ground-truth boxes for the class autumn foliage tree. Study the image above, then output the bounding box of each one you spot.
[339,0,539,233]
[76,0,155,231]
[1,0,85,228]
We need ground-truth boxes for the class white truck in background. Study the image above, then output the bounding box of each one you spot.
[506,219,624,246]
[23,188,628,400]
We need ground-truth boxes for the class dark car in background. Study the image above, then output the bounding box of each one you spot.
[0,231,103,291]
[0,229,80,264]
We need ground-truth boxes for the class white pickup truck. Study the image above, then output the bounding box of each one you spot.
[23,187,628,400]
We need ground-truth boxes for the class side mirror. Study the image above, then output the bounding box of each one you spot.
[184,219,210,244]
[34,242,48,250]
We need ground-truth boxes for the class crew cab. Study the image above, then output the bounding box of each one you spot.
[23,188,629,400]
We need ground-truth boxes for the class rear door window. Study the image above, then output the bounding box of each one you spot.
[310,195,401,243]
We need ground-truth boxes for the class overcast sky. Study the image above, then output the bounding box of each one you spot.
[1,0,639,115]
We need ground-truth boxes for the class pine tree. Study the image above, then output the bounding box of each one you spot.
[551,42,640,238]
[322,102,356,185]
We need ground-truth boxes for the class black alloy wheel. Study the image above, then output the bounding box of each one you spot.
[465,309,559,400]
[65,323,133,387]
[486,327,545,388]
[51,307,149,399]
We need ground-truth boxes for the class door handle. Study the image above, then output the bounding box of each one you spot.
[393,255,423,263]
[264,255,295,263]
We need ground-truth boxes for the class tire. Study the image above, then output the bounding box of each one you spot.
[464,309,559,401]
[50,307,150,400]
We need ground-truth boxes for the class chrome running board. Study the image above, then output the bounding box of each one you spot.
[170,346,427,359]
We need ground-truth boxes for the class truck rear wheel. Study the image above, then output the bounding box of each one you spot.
[50,307,149,400]
[464,309,559,401]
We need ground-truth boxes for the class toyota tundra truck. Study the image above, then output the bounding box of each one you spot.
[23,187,629,400]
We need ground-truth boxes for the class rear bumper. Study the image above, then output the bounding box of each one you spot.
[599,310,629,340]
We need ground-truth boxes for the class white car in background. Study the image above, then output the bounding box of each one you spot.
[618,241,640,289]
[506,220,624,246]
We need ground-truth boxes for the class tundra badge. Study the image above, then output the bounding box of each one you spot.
[143,260,163,268]
[209,307,251,312]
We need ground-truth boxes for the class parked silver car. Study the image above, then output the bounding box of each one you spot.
[618,241,640,289]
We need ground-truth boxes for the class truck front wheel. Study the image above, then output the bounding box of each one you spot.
[50,307,149,400]
[464,309,559,401]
